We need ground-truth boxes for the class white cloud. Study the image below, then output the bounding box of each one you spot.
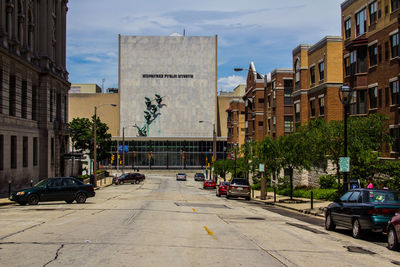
[218,75,246,91]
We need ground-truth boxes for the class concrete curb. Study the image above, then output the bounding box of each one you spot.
[252,198,325,218]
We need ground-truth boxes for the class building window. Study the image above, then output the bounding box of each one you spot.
[258,121,263,126]
[318,61,324,81]
[51,138,55,165]
[33,137,38,166]
[0,68,2,114]
[369,1,377,24]
[9,75,16,116]
[359,90,367,114]
[310,99,316,117]
[11,136,17,169]
[310,66,315,84]
[295,102,300,122]
[378,89,383,108]
[32,85,37,120]
[21,80,27,119]
[391,128,400,152]
[284,116,293,133]
[356,8,367,36]
[0,135,3,170]
[391,33,399,58]
[345,18,351,39]
[350,91,357,115]
[350,50,357,74]
[391,80,400,105]
[23,136,28,168]
[369,43,378,66]
[50,90,53,122]
[385,87,390,106]
[369,87,378,109]
[295,59,300,90]
[319,97,325,115]
[345,56,350,76]
[392,0,400,12]
[284,80,293,105]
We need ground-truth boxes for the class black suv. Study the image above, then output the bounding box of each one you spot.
[113,173,145,185]
[194,173,205,181]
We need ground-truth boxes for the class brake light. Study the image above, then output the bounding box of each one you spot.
[368,208,399,215]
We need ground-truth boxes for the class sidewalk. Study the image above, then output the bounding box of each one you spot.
[0,176,114,207]
[251,189,330,218]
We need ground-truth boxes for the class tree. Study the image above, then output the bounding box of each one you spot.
[239,140,259,179]
[69,116,112,163]
[257,137,280,189]
[213,159,234,181]
[278,131,312,199]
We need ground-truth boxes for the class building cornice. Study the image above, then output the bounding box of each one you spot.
[292,44,313,56]
[308,36,342,55]
[271,68,294,76]
[308,83,343,95]
[341,0,357,11]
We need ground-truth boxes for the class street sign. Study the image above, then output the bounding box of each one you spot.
[339,157,350,172]
[259,163,264,172]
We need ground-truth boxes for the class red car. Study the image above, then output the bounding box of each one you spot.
[388,212,400,250]
[216,182,229,197]
[203,180,216,189]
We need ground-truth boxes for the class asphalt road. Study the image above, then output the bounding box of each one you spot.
[0,174,399,266]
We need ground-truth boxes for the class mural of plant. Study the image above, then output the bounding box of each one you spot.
[134,94,166,136]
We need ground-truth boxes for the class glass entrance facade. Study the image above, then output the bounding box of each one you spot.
[107,140,227,169]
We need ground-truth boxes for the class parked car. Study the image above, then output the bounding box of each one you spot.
[9,177,95,205]
[194,173,205,181]
[113,173,145,185]
[226,178,251,200]
[388,212,400,250]
[176,173,187,181]
[325,189,400,238]
[203,179,216,189]
[216,182,230,197]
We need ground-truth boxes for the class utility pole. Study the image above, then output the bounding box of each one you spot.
[122,127,125,173]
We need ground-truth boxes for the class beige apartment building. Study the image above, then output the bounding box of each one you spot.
[292,36,344,129]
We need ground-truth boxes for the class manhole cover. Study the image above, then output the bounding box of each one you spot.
[174,202,230,209]
[344,246,375,255]
[286,222,327,234]
[246,217,265,220]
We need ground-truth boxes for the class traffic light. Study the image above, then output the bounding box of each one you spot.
[111,154,115,163]
[149,151,153,159]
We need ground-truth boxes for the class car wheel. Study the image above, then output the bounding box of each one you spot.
[352,219,363,239]
[325,212,336,231]
[65,200,74,204]
[245,196,251,201]
[119,181,123,185]
[28,194,39,205]
[216,192,220,197]
[226,194,230,199]
[388,226,399,250]
[75,193,87,204]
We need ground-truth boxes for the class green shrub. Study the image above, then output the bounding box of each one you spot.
[318,174,338,189]
[77,174,90,182]
[251,183,261,190]
[277,187,337,201]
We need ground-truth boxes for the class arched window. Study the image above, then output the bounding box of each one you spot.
[6,0,14,37]
[17,0,24,43]
[28,7,34,51]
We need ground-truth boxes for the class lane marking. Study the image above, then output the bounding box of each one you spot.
[192,208,197,213]
[203,226,213,235]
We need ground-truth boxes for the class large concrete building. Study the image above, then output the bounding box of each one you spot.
[117,34,226,168]
[0,0,70,193]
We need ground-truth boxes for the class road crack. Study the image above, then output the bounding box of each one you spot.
[0,222,45,240]
[43,244,64,267]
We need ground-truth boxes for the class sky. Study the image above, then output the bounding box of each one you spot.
[66,0,345,92]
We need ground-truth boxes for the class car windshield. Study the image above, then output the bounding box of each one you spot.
[230,179,249,186]
[222,182,230,186]
[196,173,204,176]
[34,179,50,187]
[120,174,129,178]
[367,191,400,203]
[178,173,186,175]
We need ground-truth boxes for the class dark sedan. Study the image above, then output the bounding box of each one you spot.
[113,173,145,185]
[9,177,95,205]
[325,189,400,238]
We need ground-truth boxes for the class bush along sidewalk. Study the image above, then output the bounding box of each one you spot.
[276,187,337,201]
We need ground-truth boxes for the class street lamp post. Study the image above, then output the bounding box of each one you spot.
[93,104,116,187]
[338,85,353,192]
[234,143,237,178]
[199,120,217,182]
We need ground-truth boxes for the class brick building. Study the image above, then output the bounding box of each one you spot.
[242,62,265,142]
[341,0,400,157]
[227,85,246,150]
[0,0,70,193]
[292,36,344,129]
[265,68,294,139]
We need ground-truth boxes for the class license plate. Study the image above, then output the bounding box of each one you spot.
[237,187,243,190]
